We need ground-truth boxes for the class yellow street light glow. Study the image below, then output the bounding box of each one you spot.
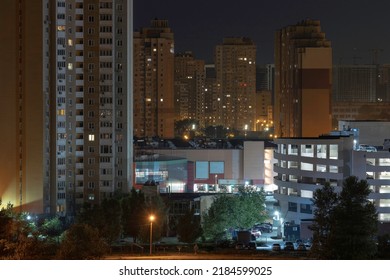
[149,215,155,222]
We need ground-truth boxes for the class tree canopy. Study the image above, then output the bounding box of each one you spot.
[57,223,109,259]
[202,188,267,241]
[310,176,378,259]
[176,208,202,243]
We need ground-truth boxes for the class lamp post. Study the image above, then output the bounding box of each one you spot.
[149,215,155,255]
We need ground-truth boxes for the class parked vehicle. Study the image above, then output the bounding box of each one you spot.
[297,243,307,251]
[250,228,262,238]
[272,243,281,251]
[235,242,247,250]
[235,241,257,250]
[284,241,294,251]
[253,223,273,233]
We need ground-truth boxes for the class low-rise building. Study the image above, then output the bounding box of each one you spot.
[273,132,390,237]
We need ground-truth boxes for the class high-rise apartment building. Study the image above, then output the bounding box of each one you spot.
[0,0,133,216]
[133,19,175,139]
[256,64,275,92]
[215,37,257,132]
[333,64,377,102]
[0,0,50,214]
[274,19,332,138]
[255,90,273,130]
[203,64,218,128]
[174,52,205,127]
[377,64,390,102]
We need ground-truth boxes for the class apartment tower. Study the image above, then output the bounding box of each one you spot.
[133,19,175,139]
[215,37,257,133]
[274,19,332,138]
[0,0,50,213]
[0,0,133,216]
[174,52,205,128]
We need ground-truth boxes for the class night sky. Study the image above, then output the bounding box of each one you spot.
[134,0,390,65]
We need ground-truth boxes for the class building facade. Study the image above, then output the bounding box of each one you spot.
[215,37,257,132]
[273,136,354,225]
[133,19,175,138]
[203,64,219,128]
[273,133,390,230]
[0,0,134,216]
[333,64,377,102]
[274,19,332,138]
[0,0,50,213]
[174,52,205,127]
[137,140,277,194]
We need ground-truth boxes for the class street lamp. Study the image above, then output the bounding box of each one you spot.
[149,215,155,255]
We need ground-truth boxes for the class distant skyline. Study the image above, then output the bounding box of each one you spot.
[134,0,390,65]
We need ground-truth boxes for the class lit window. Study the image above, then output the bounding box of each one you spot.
[68,63,73,70]
[68,39,73,46]
[88,134,95,141]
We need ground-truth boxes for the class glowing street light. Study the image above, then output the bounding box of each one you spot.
[149,215,155,255]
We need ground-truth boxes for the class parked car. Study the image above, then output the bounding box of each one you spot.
[284,241,295,251]
[235,242,257,250]
[272,243,281,251]
[253,223,273,233]
[250,228,262,238]
[248,241,257,250]
[296,243,307,251]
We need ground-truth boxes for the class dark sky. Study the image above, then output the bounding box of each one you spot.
[134,0,390,65]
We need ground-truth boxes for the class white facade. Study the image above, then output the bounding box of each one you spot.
[353,150,390,222]
[274,135,390,225]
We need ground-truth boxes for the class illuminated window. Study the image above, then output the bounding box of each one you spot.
[57,109,66,115]
[316,144,327,158]
[329,145,338,159]
[301,144,314,157]
[68,39,73,46]
[88,134,95,141]
[68,63,73,70]
[316,164,326,172]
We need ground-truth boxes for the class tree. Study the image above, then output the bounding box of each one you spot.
[310,176,378,259]
[202,189,267,241]
[137,194,168,243]
[0,203,56,259]
[121,188,146,243]
[40,216,64,243]
[176,208,202,243]
[57,223,109,259]
[204,125,227,138]
[174,119,199,138]
[329,176,378,259]
[77,198,122,245]
[309,183,338,259]
[377,234,390,259]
